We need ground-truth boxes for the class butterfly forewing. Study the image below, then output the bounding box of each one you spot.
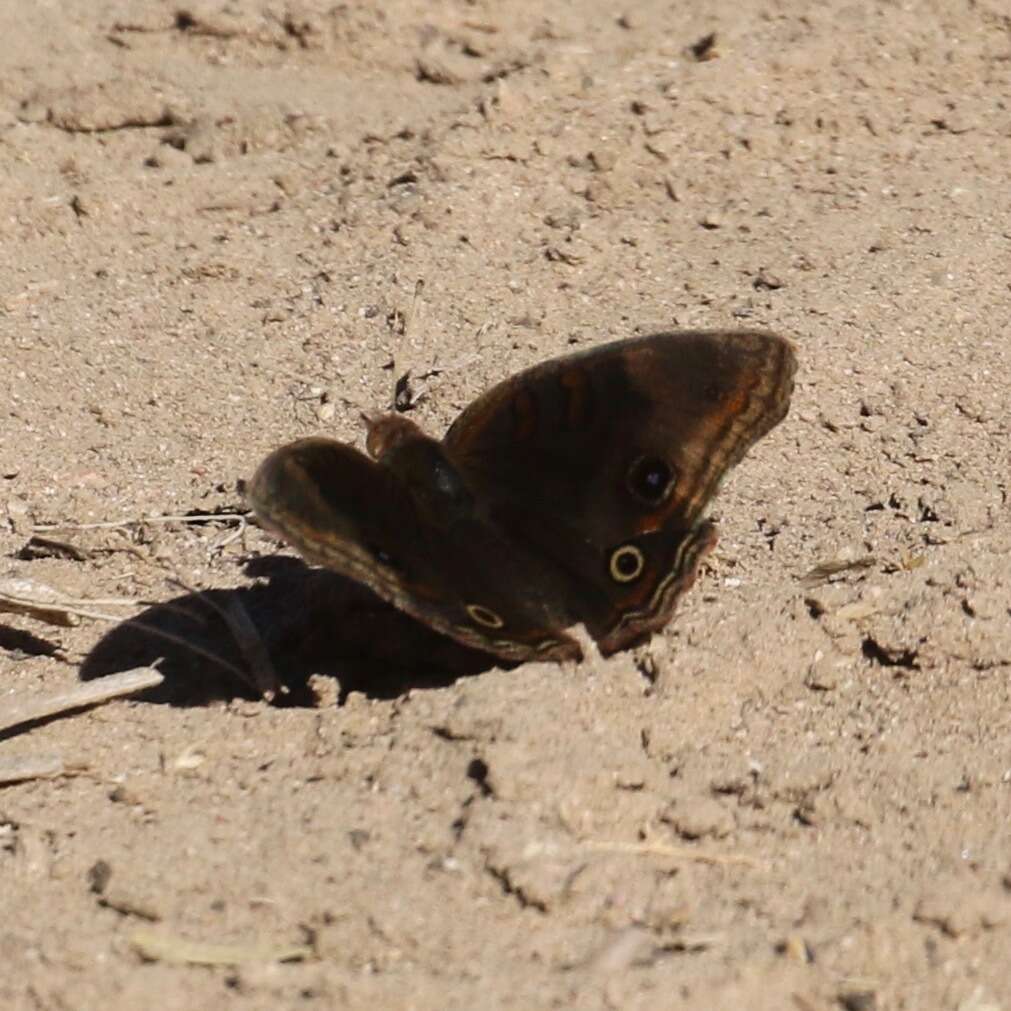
[443,331,796,652]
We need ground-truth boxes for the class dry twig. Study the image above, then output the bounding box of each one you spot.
[0,665,164,737]
[0,576,144,626]
[31,512,248,533]
[0,752,65,785]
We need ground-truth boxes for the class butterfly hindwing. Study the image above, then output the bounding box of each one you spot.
[249,436,582,661]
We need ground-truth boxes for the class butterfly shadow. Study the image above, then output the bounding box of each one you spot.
[79,557,504,707]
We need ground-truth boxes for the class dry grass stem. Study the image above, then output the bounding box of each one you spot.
[585,840,767,869]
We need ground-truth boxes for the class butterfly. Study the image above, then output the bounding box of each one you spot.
[248,330,796,663]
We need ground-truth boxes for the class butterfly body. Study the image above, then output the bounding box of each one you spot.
[249,330,796,662]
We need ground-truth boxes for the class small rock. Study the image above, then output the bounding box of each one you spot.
[663,797,735,840]
[415,56,461,85]
[805,651,849,691]
[956,985,1003,1011]
[87,860,113,894]
[838,990,877,1011]
[588,147,618,173]
[835,599,880,622]
[592,926,654,972]
[5,495,31,534]
[776,933,813,962]
[913,888,1009,938]
[753,268,785,290]
[308,673,339,708]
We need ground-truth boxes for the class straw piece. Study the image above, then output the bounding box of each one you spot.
[129,928,312,966]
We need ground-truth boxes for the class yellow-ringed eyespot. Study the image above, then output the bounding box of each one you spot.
[626,455,674,505]
[609,544,645,583]
[367,542,396,568]
[467,603,505,628]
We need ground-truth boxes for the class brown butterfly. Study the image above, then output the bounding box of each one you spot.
[248,330,796,663]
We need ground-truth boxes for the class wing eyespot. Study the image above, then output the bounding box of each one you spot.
[626,455,675,505]
[609,544,645,583]
[367,543,398,569]
[466,603,505,629]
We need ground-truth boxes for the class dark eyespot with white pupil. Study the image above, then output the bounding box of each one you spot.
[610,544,645,583]
[368,543,396,568]
[627,455,674,505]
[467,603,504,629]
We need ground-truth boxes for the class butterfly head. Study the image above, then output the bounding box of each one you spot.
[363,412,426,461]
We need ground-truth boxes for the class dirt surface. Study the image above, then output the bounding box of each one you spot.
[2,1,1010,1008]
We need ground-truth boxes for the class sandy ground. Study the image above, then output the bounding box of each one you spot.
[1,1,1010,1008]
